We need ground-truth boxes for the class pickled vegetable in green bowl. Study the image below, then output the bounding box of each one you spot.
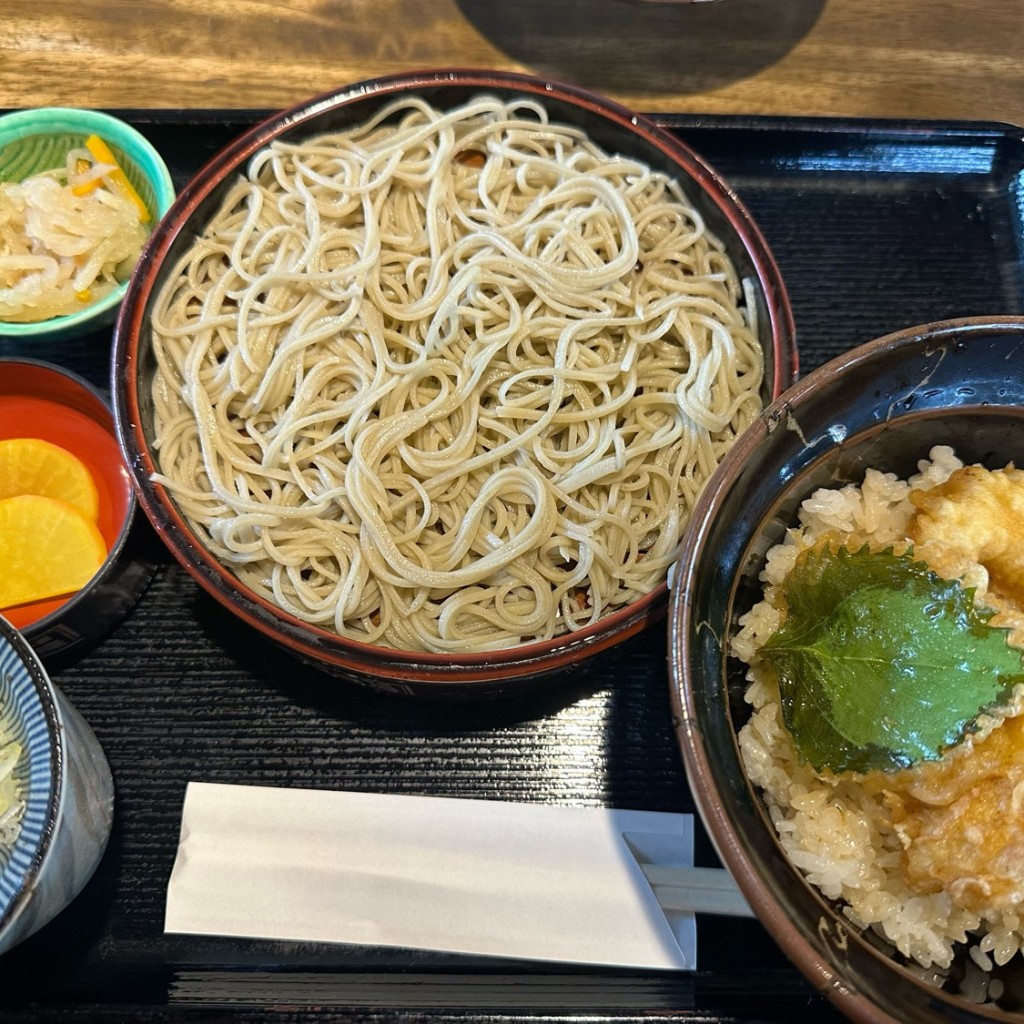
[0,107,175,342]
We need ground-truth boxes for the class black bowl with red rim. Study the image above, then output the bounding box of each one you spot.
[113,69,796,697]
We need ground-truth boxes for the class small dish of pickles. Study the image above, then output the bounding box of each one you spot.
[0,107,175,342]
[0,358,156,661]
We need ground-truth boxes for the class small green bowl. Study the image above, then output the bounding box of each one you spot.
[0,108,175,343]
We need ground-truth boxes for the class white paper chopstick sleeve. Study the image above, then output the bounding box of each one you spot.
[164,782,696,970]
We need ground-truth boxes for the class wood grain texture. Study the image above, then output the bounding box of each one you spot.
[0,0,1021,124]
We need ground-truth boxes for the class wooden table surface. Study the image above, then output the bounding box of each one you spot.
[1,0,1022,125]
[2,4,1024,1024]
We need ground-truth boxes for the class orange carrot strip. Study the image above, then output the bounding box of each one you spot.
[83,134,150,222]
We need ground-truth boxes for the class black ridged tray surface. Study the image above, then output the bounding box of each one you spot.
[1,111,1022,1023]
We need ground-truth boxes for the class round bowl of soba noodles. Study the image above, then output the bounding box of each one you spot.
[670,316,1024,1022]
[113,69,796,696]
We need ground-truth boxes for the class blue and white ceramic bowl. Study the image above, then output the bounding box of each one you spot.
[0,615,113,954]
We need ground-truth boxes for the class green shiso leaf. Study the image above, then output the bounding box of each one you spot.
[761,544,1024,774]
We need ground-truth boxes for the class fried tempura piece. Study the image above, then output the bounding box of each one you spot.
[865,712,1024,915]
[909,465,1024,608]
[867,463,1024,913]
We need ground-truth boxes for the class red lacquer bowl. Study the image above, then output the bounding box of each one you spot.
[0,359,155,662]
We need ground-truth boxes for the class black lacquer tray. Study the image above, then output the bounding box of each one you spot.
[1,112,1022,1024]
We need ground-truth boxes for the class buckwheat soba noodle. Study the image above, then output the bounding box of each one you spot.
[149,95,764,653]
